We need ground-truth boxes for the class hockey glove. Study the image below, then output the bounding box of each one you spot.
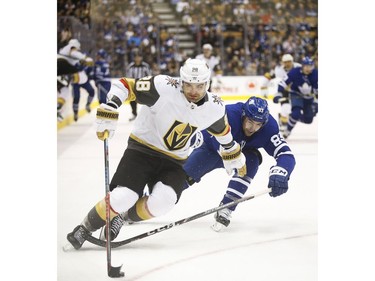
[273,92,289,104]
[273,94,283,104]
[268,166,289,197]
[96,103,119,140]
[80,57,94,67]
[220,142,247,177]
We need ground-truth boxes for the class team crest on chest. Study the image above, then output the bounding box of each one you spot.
[165,77,179,88]
[164,120,197,150]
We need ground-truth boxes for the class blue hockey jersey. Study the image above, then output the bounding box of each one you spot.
[278,67,318,99]
[94,60,111,82]
[200,102,296,175]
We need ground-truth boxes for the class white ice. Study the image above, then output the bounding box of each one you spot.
[57,100,317,281]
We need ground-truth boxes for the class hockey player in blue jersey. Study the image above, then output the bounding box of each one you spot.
[94,49,112,104]
[183,96,296,231]
[71,63,95,121]
[274,56,318,138]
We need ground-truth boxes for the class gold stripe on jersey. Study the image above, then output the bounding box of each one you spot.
[163,120,197,151]
[94,198,118,221]
[135,197,154,220]
[130,134,188,161]
[119,78,136,102]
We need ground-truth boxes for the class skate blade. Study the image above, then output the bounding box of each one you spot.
[210,222,226,232]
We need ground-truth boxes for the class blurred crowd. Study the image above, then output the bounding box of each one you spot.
[58,0,317,77]
[58,0,91,28]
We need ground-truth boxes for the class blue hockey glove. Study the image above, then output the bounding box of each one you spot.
[268,166,289,197]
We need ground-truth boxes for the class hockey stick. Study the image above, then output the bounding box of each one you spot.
[85,188,272,249]
[103,138,124,278]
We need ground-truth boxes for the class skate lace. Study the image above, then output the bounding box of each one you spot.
[111,216,125,235]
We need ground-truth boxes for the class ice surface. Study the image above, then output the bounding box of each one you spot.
[57,101,317,281]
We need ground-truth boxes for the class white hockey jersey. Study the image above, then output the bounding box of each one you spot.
[107,75,232,161]
[275,62,302,80]
[195,54,221,78]
[260,62,302,96]
[58,42,87,66]
[276,62,301,89]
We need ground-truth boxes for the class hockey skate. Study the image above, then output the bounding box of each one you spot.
[99,214,126,241]
[57,111,64,122]
[57,102,64,122]
[211,207,232,232]
[85,103,91,113]
[282,129,291,139]
[67,225,91,250]
[278,113,288,133]
[73,111,79,122]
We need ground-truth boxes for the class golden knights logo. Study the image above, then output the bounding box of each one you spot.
[164,120,197,151]
[212,94,223,106]
[165,77,179,88]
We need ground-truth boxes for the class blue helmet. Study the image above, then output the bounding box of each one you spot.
[97,48,107,58]
[301,56,314,65]
[242,96,269,124]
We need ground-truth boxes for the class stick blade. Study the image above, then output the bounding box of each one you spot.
[108,264,125,278]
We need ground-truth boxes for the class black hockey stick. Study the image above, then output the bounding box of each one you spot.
[85,188,271,249]
[103,138,124,278]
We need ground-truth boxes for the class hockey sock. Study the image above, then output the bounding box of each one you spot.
[125,197,154,222]
[287,115,298,132]
[57,97,65,110]
[221,176,251,211]
[83,198,119,231]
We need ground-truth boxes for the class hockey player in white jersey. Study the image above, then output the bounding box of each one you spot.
[57,38,93,121]
[260,54,301,133]
[195,43,222,91]
[67,58,247,249]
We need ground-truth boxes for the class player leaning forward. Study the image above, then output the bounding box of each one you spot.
[67,59,247,249]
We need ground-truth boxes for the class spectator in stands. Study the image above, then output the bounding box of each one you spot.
[59,0,317,78]
[58,27,72,51]
[162,59,179,77]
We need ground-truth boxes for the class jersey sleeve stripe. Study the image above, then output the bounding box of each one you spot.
[273,143,289,158]
[275,150,294,159]
[119,78,136,102]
